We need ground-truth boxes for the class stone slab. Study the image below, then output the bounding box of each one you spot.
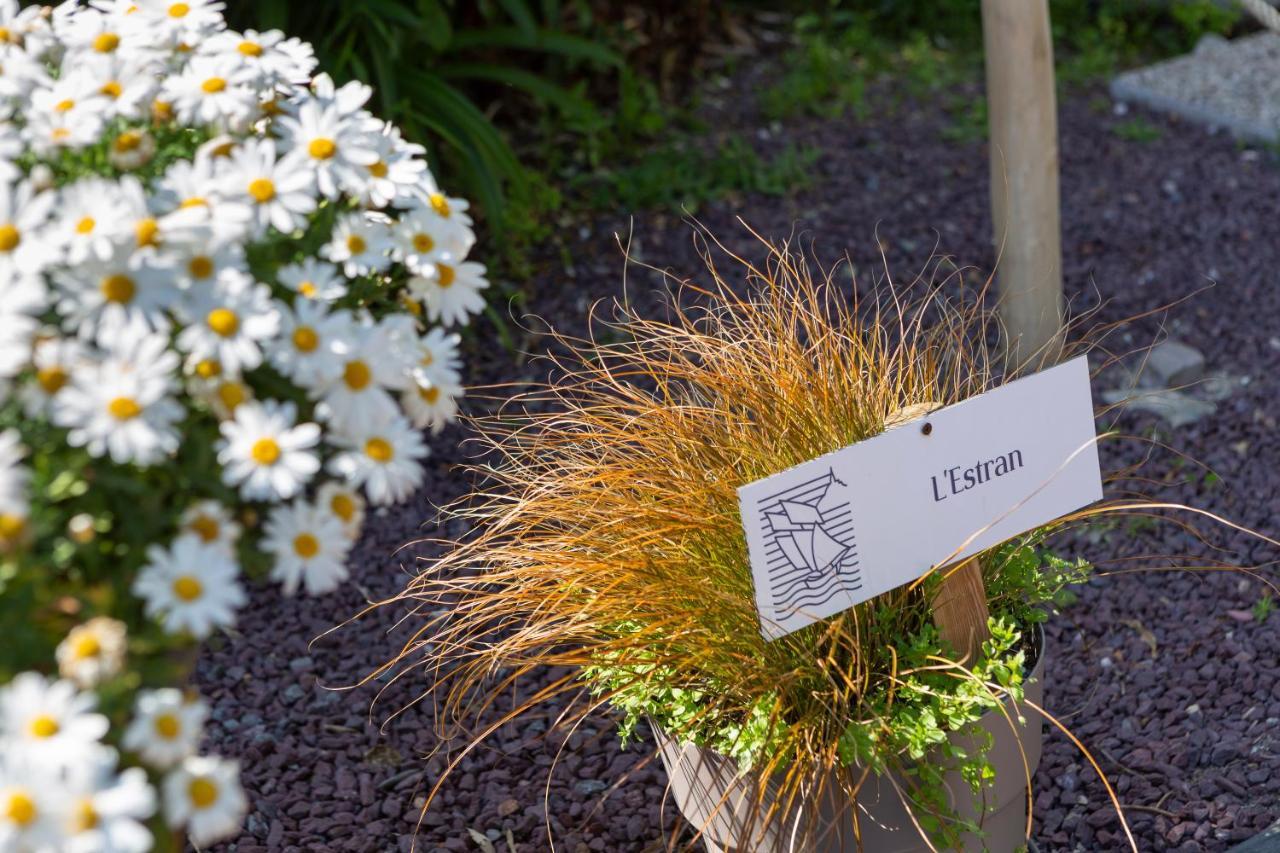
[1229,821,1280,853]
[1111,32,1280,143]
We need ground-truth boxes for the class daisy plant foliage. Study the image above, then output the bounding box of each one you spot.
[0,0,488,849]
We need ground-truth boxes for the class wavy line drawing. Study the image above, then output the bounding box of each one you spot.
[755,468,862,619]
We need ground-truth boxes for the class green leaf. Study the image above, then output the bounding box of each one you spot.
[449,26,622,66]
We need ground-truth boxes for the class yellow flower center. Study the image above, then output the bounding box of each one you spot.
[291,326,318,352]
[0,224,20,251]
[168,2,190,17]
[93,32,120,52]
[216,381,245,411]
[188,778,218,809]
[28,715,59,738]
[101,274,136,303]
[298,281,317,297]
[330,493,355,522]
[293,533,319,559]
[189,515,220,542]
[72,633,101,659]
[194,359,221,379]
[172,575,202,602]
[342,360,371,390]
[206,307,239,337]
[188,255,213,279]
[411,233,433,253]
[114,130,143,152]
[368,160,387,178]
[55,98,75,113]
[201,77,226,94]
[345,233,366,255]
[36,366,67,394]
[101,81,122,98]
[0,514,25,543]
[108,396,142,420]
[238,40,263,56]
[180,196,207,209]
[152,99,174,122]
[135,217,159,247]
[418,385,440,404]
[251,437,280,465]
[364,437,393,462]
[76,216,96,234]
[429,193,450,217]
[419,350,434,366]
[73,799,98,831]
[154,712,180,739]
[4,792,35,827]
[248,178,275,203]
[0,27,11,44]
[437,264,455,288]
[308,138,336,160]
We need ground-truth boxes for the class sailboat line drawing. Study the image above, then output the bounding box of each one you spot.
[756,468,862,618]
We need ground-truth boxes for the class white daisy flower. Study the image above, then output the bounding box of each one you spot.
[418,188,474,228]
[263,498,352,595]
[20,336,86,418]
[116,174,208,253]
[409,259,490,328]
[130,0,227,47]
[76,53,159,122]
[162,755,247,848]
[327,412,427,505]
[223,137,316,235]
[28,68,108,136]
[52,178,131,263]
[319,319,409,435]
[179,499,241,554]
[0,179,56,277]
[217,399,320,501]
[176,269,279,374]
[23,108,104,156]
[161,53,256,129]
[0,754,69,852]
[276,256,346,301]
[277,98,375,199]
[401,375,463,435]
[202,28,316,86]
[132,535,245,638]
[268,298,348,390]
[52,243,174,339]
[0,673,109,765]
[169,241,247,291]
[107,126,157,171]
[348,121,428,208]
[0,429,29,553]
[55,616,128,688]
[64,760,156,853]
[316,480,365,541]
[0,39,47,102]
[153,154,253,245]
[391,206,473,275]
[416,326,464,389]
[321,211,393,277]
[188,368,255,421]
[121,688,207,769]
[53,330,183,466]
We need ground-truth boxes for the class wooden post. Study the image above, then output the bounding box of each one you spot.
[886,404,991,661]
[982,0,1065,370]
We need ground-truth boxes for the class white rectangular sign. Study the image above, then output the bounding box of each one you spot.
[738,356,1103,640]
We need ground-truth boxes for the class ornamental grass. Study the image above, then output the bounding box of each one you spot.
[376,232,1274,850]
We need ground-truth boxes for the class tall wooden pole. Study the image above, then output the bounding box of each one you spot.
[982,0,1065,369]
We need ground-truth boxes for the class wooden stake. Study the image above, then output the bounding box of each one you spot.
[982,0,1065,369]
[886,403,992,661]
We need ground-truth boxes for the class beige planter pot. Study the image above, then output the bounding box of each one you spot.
[654,627,1045,852]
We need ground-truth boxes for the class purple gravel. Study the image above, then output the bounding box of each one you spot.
[196,78,1280,853]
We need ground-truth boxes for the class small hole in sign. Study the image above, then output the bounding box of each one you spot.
[921,422,933,436]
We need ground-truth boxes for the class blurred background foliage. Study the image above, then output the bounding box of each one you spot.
[224,0,1245,276]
